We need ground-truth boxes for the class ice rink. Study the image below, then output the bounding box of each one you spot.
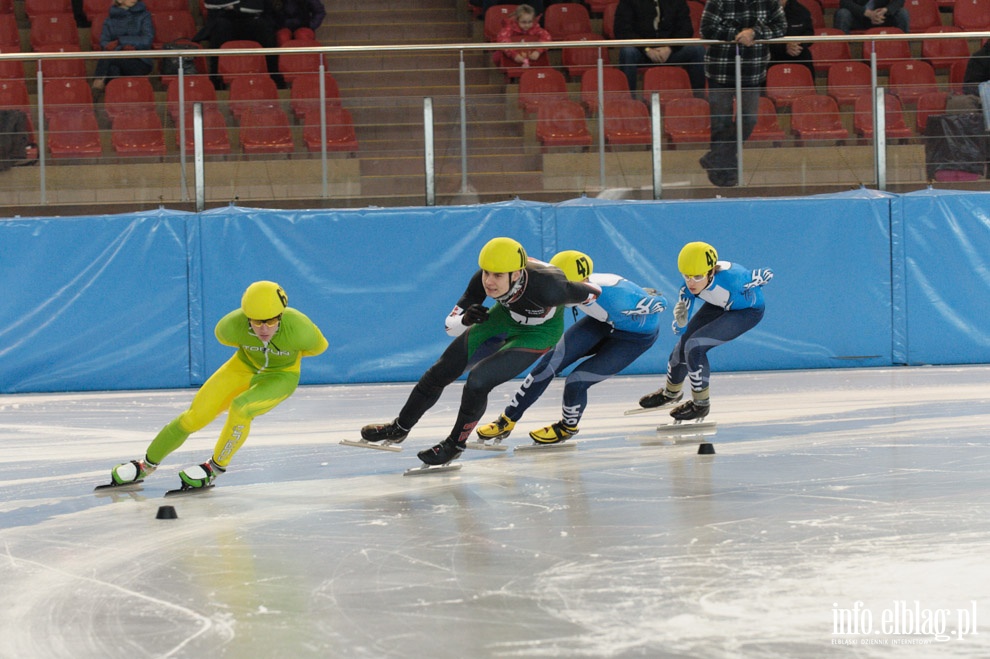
[1,366,989,658]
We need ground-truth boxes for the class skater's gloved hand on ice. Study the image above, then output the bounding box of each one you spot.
[462,304,490,326]
[744,268,773,290]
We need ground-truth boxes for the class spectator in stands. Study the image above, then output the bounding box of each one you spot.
[833,0,909,34]
[699,0,786,187]
[614,0,706,94]
[768,0,815,80]
[92,0,154,93]
[274,0,326,34]
[196,0,282,87]
[493,4,552,69]
[946,40,990,113]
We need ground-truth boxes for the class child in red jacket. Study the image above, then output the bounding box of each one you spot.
[493,4,552,68]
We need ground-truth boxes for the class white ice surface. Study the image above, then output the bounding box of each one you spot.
[1,366,989,658]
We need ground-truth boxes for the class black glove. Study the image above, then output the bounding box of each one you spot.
[462,304,490,326]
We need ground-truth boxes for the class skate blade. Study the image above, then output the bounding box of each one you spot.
[403,463,463,476]
[94,479,144,493]
[628,434,701,446]
[515,442,577,453]
[624,404,678,416]
[464,440,509,452]
[339,439,403,452]
[164,484,216,498]
[656,421,717,436]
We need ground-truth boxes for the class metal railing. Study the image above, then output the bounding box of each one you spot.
[1,29,988,209]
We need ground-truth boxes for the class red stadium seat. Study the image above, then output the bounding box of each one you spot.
[152,11,197,48]
[603,98,652,145]
[178,106,232,155]
[228,75,280,120]
[561,34,610,80]
[861,28,911,72]
[809,28,852,75]
[641,65,693,108]
[301,106,359,152]
[544,3,593,39]
[289,72,342,119]
[0,15,19,48]
[0,79,31,113]
[790,94,849,143]
[517,68,569,114]
[0,47,26,80]
[949,60,967,94]
[165,75,219,122]
[536,99,592,148]
[921,28,972,71]
[853,93,914,140]
[111,110,166,157]
[687,1,702,37]
[953,0,990,30]
[82,0,107,21]
[278,39,323,85]
[749,96,788,144]
[30,13,80,50]
[144,0,191,12]
[103,76,155,121]
[766,63,817,109]
[887,59,939,105]
[827,61,872,106]
[36,45,87,79]
[906,0,942,31]
[217,40,267,85]
[663,97,711,146]
[798,0,825,29]
[25,0,71,19]
[579,66,629,113]
[915,91,948,132]
[47,109,103,158]
[602,1,619,39]
[484,5,516,42]
[239,106,295,154]
[42,78,93,122]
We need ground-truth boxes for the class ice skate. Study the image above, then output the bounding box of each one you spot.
[655,400,717,437]
[341,418,409,451]
[529,421,578,444]
[626,389,683,415]
[514,421,579,452]
[476,414,516,441]
[94,458,157,492]
[466,414,514,451]
[670,400,710,422]
[417,437,465,466]
[173,458,225,491]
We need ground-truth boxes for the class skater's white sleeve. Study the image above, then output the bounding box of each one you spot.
[444,306,469,337]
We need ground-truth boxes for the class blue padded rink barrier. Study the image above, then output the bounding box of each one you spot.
[1,366,989,658]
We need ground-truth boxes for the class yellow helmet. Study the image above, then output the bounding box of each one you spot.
[677,242,718,277]
[478,237,528,273]
[550,250,593,282]
[241,281,288,319]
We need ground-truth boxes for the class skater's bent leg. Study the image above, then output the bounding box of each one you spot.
[504,326,592,422]
[397,333,471,429]
[146,357,250,464]
[213,370,299,468]
[683,306,764,397]
[564,330,656,426]
[450,347,546,442]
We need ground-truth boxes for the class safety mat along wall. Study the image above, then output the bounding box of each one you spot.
[2,190,988,394]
